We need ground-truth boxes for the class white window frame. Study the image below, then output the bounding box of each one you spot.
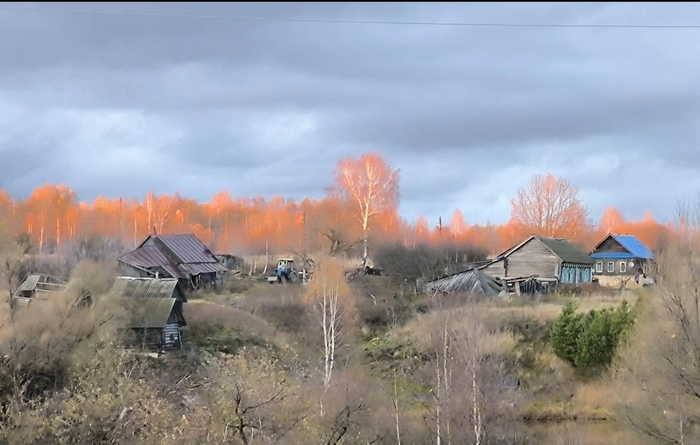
[607,261,615,273]
[619,261,627,273]
[595,262,603,273]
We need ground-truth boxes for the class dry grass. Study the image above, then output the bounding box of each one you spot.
[479,292,634,322]
[387,306,520,357]
[535,421,658,445]
[186,300,279,341]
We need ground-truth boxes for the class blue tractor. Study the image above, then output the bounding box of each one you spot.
[267,258,298,284]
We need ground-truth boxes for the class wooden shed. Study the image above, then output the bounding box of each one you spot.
[110,276,187,351]
[479,235,594,287]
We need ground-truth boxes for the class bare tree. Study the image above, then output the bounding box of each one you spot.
[319,228,361,257]
[207,352,309,444]
[303,257,355,416]
[144,191,175,235]
[0,233,31,300]
[330,153,400,268]
[510,173,589,238]
[417,299,520,445]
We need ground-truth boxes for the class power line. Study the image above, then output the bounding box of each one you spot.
[0,5,699,29]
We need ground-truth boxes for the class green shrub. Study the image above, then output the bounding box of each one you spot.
[550,302,585,365]
[550,300,635,375]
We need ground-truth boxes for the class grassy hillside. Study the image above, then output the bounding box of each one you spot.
[0,265,670,444]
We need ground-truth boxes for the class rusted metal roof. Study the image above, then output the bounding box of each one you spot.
[119,233,227,280]
[143,234,226,267]
[118,246,183,279]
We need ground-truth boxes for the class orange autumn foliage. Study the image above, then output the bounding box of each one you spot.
[0,183,676,260]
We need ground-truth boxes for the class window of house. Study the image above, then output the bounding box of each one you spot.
[562,266,573,284]
[620,261,627,273]
[607,261,615,273]
[595,262,603,273]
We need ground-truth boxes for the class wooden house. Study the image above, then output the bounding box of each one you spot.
[479,235,594,288]
[589,234,655,286]
[118,234,228,290]
[110,276,187,351]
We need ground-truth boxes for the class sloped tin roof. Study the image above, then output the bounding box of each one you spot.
[110,276,180,299]
[125,298,177,328]
[145,234,226,267]
[110,277,181,328]
[15,274,41,293]
[12,274,69,298]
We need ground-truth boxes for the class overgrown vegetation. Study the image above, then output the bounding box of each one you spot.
[374,241,488,285]
[0,230,683,445]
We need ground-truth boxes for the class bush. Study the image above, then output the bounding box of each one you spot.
[550,300,635,375]
[221,275,254,294]
[374,242,488,285]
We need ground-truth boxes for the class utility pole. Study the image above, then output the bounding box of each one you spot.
[302,207,307,283]
[118,197,122,242]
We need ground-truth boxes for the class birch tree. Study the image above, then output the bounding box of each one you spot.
[303,257,355,416]
[510,173,589,239]
[422,300,520,445]
[331,153,399,267]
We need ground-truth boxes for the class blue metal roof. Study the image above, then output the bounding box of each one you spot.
[592,234,654,260]
[612,234,655,259]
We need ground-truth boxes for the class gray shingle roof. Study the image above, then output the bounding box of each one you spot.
[536,236,593,265]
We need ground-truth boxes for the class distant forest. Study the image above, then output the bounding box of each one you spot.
[0,154,675,258]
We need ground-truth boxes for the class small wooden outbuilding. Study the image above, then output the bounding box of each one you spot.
[110,276,187,351]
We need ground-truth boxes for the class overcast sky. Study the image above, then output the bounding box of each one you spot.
[2,2,700,227]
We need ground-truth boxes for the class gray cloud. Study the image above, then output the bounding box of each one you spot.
[1,2,700,228]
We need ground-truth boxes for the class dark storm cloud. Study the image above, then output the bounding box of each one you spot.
[1,2,700,225]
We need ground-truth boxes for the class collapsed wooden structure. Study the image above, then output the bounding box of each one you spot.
[11,273,92,310]
[425,268,505,297]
